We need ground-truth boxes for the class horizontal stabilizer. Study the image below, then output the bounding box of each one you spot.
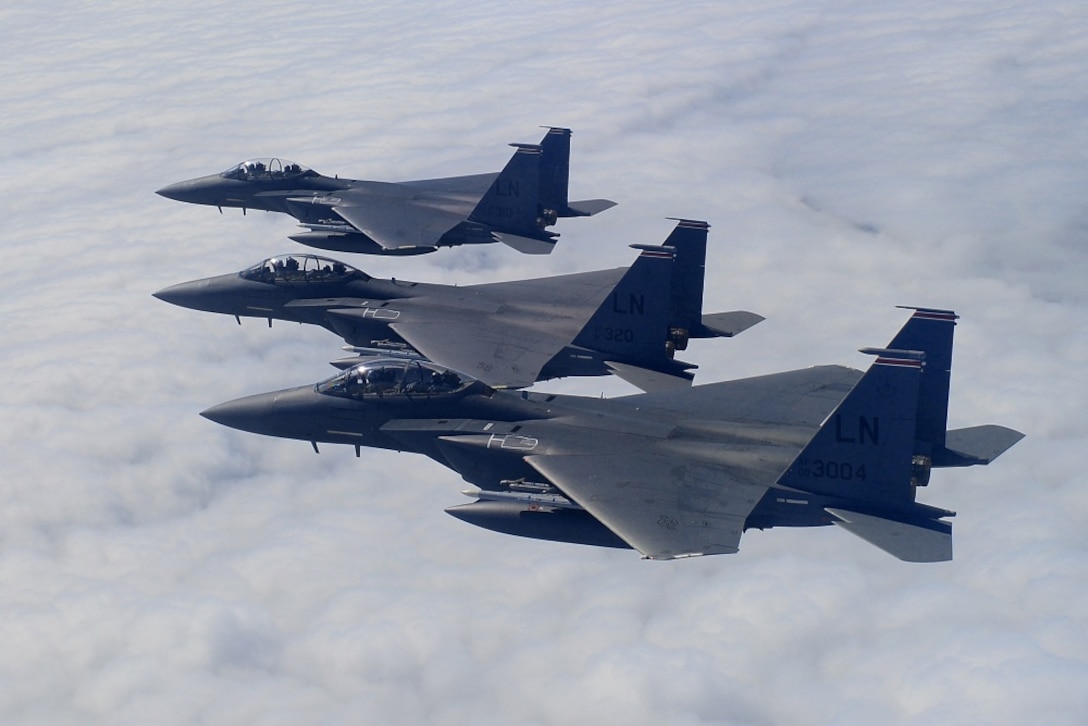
[606,361,694,392]
[565,199,617,217]
[935,425,1025,467]
[700,311,765,338]
[493,231,557,255]
[826,508,952,562]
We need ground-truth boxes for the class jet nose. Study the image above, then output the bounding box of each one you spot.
[152,279,212,310]
[201,386,326,441]
[156,180,199,202]
[156,173,227,204]
[200,392,276,434]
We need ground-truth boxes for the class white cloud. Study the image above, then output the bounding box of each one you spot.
[2,1,1085,723]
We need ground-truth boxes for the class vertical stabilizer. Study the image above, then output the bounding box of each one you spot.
[779,349,923,508]
[661,219,709,336]
[470,144,544,237]
[572,247,674,365]
[538,127,570,215]
[886,307,956,454]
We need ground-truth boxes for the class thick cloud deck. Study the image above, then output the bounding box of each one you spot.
[1,2,1085,724]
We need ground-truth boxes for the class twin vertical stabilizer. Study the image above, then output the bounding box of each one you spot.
[777,309,1021,562]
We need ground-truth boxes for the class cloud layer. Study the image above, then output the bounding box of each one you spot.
[3,2,1086,723]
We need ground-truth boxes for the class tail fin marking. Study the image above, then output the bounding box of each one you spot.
[572,247,674,364]
[778,349,924,508]
[470,144,548,240]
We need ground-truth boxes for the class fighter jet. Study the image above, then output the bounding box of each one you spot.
[200,308,1023,562]
[154,220,763,391]
[156,127,615,256]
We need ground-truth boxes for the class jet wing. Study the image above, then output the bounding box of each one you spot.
[521,366,874,559]
[397,172,498,196]
[617,365,863,427]
[325,269,629,388]
[389,319,569,389]
[526,449,774,559]
[465,267,627,308]
[331,194,470,250]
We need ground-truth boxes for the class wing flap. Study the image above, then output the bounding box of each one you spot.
[526,452,769,559]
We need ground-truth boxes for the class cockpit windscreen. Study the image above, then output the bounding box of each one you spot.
[316,359,474,400]
[239,254,368,283]
[220,158,312,181]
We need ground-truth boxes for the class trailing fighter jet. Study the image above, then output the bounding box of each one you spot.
[156,127,615,256]
[200,308,1023,562]
[154,220,763,391]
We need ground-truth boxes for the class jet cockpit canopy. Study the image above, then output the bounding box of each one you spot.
[316,359,477,400]
[221,158,313,181]
[239,254,369,283]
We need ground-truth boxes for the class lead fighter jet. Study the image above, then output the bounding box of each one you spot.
[200,308,1023,562]
[156,127,615,256]
[154,220,763,391]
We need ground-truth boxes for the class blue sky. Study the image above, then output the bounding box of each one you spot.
[3,2,1086,723]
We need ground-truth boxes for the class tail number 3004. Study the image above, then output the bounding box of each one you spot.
[796,459,868,481]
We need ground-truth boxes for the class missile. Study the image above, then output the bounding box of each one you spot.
[459,487,581,511]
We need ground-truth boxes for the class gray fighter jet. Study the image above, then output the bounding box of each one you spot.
[154,220,763,391]
[200,308,1023,562]
[156,127,615,256]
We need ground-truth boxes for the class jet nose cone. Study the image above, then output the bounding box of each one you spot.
[157,173,226,204]
[200,393,275,433]
[201,386,324,441]
[156,180,197,202]
[152,279,212,310]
